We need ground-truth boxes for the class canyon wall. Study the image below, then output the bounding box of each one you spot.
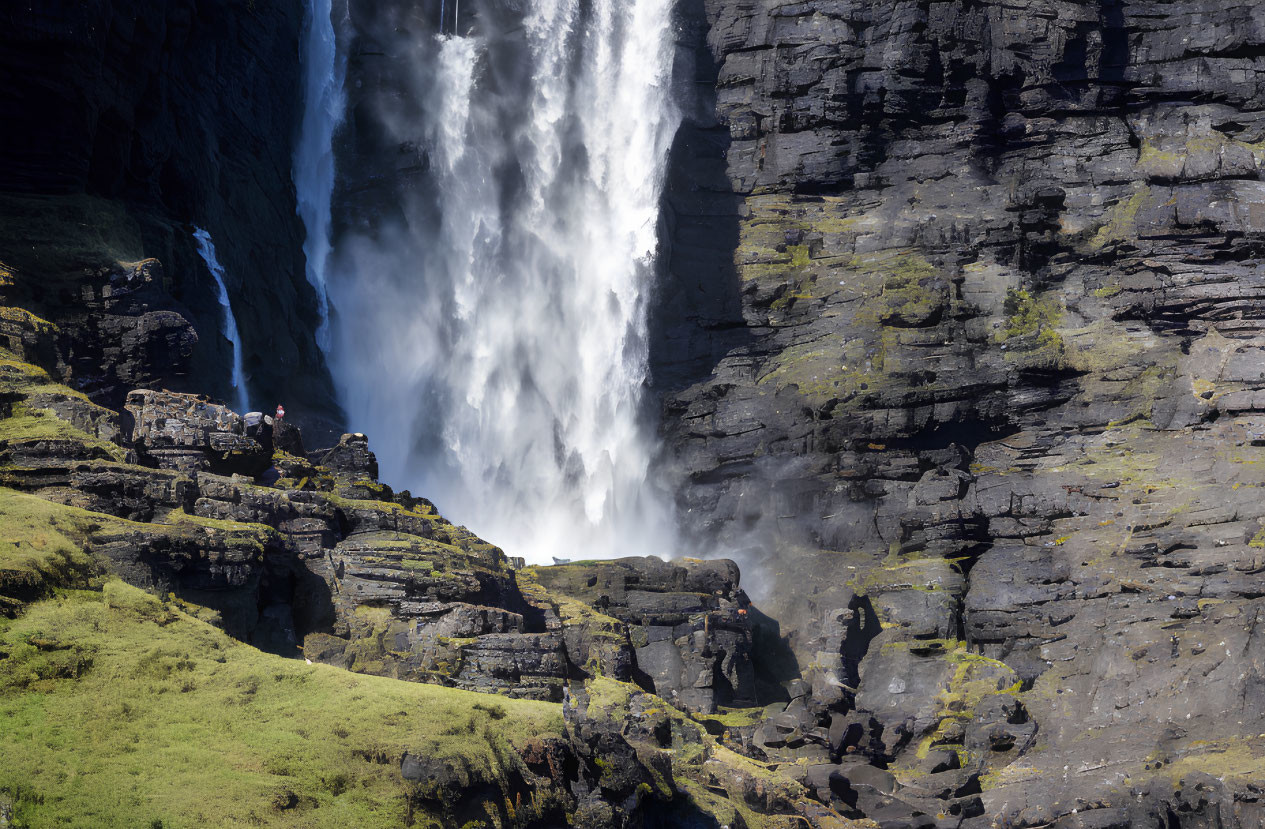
[5,0,1265,825]
[661,0,1265,824]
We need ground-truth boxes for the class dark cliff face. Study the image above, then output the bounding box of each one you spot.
[0,0,339,430]
[659,0,1265,824]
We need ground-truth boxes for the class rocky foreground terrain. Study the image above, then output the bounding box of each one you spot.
[5,0,1265,827]
[0,248,862,827]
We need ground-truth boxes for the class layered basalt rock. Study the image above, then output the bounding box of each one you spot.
[2,315,773,716]
[1,258,198,410]
[126,389,273,475]
[0,298,858,826]
[659,0,1265,825]
[304,530,570,701]
[0,254,818,828]
[527,557,760,713]
[9,0,1265,824]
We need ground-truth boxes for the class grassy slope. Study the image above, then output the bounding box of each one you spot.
[0,337,573,826]
[0,488,100,612]
[0,583,564,829]
[0,351,125,461]
[0,338,760,828]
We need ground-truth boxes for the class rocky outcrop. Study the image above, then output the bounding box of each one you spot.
[527,557,762,713]
[126,389,273,475]
[1,259,198,407]
[8,0,1265,825]
[304,530,570,701]
[0,293,861,827]
[659,0,1265,825]
[2,319,774,718]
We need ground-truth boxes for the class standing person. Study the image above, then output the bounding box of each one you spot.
[275,404,286,421]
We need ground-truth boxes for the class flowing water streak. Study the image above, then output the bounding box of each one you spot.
[326,0,682,564]
[193,228,251,414]
[295,0,347,350]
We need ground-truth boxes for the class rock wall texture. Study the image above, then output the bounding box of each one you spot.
[659,0,1265,825]
[0,0,339,430]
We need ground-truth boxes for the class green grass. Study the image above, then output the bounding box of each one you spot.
[0,308,58,337]
[0,486,298,613]
[0,407,123,460]
[0,352,126,461]
[0,583,565,828]
[0,489,100,612]
[162,508,281,539]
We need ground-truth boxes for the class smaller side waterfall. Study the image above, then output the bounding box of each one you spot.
[294,0,347,349]
[193,228,251,414]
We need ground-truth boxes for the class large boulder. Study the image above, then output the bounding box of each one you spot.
[529,556,759,712]
[125,389,270,476]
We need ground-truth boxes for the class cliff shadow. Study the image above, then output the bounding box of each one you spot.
[748,605,799,704]
[647,0,750,397]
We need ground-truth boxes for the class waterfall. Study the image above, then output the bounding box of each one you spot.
[193,228,251,415]
[309,0,683,564]
[294,0,346,350]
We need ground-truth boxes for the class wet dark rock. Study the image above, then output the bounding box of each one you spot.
[529,556,760,712]
[6,0,1265,824]
[312,432,378,482]
[0,1,340,429]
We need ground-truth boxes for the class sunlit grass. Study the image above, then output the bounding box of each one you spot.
[0,584,564,828]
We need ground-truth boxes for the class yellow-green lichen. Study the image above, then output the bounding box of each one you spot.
[995,288,1065,368]
[1089,188,1154,250]
[0,307,59,336]
[872,252,943,326]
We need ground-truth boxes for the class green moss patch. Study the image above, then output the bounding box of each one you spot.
[0,352,124,461]
[994,288,1065,369]
[756,333,880,410]
[872,252,944,326]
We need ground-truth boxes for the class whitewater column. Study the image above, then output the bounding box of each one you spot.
[307,0,683,564]
[295,0,346,350]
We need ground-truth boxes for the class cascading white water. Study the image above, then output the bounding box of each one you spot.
[193,228,251,414]
[310,0,683,564]
[294,0,346,349]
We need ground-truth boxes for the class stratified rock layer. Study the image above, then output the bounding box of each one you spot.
[0,290,856,827]
[660,0,1265,826]
[528,557,759,712]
